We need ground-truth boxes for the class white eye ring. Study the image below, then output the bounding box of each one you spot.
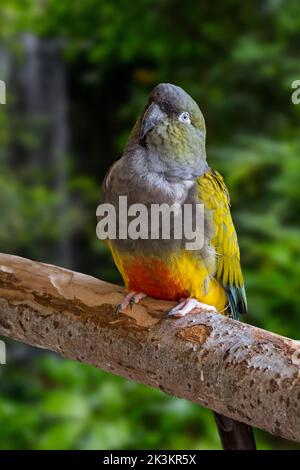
[178,111,191,124]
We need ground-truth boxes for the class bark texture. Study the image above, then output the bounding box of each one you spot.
[0,253,300,442]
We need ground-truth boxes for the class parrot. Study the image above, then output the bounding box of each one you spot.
[99,83,256,450]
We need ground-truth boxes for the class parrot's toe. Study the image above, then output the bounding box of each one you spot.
[168,298,217,318]
[115,291,146,317]
[129,292,147,306]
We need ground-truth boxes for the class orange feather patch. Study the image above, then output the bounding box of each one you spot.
[125,257,189,301]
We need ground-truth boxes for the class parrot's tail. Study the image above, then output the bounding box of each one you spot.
[213,412,256,450]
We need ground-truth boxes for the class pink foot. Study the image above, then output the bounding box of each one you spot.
[168,297,217,318]
[115,291,146,317]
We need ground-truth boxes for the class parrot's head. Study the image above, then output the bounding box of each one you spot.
[132,83,207,179]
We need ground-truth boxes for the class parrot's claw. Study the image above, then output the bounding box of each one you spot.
[168,298,217,318]
[115,291,146,317]
[114,304,122,319]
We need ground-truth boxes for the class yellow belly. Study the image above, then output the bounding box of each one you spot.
[109,244,227,311]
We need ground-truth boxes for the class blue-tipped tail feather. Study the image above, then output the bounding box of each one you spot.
[225,285,247,320]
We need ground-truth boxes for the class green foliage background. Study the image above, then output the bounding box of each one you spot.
[0,0,300,450]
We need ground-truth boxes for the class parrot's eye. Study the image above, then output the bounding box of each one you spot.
[178,111,191,124]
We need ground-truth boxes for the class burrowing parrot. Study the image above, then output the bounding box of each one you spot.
[99,83,255,449]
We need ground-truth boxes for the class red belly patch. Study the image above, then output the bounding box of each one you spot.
[125,257,189,301]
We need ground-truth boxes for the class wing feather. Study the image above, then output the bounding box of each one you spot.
[197,169,247,318]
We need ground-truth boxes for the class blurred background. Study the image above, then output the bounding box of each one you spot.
[0,0,300,450]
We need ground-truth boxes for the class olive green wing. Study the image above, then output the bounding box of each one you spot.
[197,169,247,318]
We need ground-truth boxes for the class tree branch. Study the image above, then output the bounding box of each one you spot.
[0,253,300,442]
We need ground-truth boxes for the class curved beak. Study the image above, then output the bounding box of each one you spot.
[139,102,165,143]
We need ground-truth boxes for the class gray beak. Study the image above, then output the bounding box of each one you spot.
[140,102,165,143]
